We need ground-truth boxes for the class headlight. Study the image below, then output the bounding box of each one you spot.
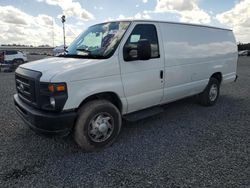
[39,82,68,111]
[50,97,56,108]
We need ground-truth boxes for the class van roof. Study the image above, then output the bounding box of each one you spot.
[102,19,232,31]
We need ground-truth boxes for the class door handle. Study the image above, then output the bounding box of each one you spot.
[160,70,164,79]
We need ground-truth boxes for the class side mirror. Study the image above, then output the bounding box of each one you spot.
[123,39,151,61]
[137,39,151,60]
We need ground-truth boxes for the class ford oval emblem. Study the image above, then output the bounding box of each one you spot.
[20,83,24,93]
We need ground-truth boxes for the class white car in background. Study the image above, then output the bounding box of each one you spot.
[3,50,28,63]
[0,50,28,72]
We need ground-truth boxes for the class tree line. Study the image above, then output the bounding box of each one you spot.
[238,43,250,51]
[1,44,52,48]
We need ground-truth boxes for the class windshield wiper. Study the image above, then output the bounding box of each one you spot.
[57,53,105,59]
[76,48,91,54]
[58,54,88,58]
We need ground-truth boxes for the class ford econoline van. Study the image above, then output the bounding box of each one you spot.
[14,20,238,151]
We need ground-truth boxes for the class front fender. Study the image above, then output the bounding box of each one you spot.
[63,75,128,114]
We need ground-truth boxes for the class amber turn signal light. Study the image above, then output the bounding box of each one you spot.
[48,84,66,92]
[56,85,66,92]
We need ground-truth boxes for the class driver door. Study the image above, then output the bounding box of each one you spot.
[119,22,164,113]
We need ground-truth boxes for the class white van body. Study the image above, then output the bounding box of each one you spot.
[20,20,237,113]
[14,20,237,150]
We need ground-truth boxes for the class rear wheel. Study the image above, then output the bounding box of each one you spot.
[13,59,24,65]
[74,100,122,151]
[197,77,220,106]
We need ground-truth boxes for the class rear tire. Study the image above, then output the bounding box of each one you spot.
[197,77,220,106]
[74,100,122,151]
[13,59,24,65]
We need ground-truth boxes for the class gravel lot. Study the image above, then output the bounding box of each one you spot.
[0,57,250,187]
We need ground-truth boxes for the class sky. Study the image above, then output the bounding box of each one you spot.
[0,0,249,46]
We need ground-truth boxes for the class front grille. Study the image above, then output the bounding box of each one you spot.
[15,67,42,108]
[16,74,36,104]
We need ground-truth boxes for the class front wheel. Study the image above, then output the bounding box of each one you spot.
[74,100,122,151]
[197,77,220,106]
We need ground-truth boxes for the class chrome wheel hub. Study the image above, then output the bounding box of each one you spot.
[209,84,218,101]
[88,113,114,143]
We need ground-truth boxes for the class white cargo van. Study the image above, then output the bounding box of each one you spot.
[14,20,238,151]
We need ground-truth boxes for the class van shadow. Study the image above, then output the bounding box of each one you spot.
[119,94,245,142]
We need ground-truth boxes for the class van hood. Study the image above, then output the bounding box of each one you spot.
[20,56,119,82]
[21,57,87,73]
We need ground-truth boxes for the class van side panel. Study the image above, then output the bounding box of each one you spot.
[160,23,237,103]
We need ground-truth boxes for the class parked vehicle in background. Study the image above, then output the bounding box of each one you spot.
[53,45,66,56]
[238,50,249,56]
[4,50,28,63]
[14,20,238,151]
[0,50,27,72]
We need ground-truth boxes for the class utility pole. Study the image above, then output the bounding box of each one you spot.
[52,19,54,47]
[51,19,55,48]
[61,15,66,51]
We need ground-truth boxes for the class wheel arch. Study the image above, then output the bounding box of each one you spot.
[77,92,123,113]
[13,58,24,63]
[210,72,222,84]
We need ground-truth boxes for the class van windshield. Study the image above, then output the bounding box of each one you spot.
[64,21,131,59]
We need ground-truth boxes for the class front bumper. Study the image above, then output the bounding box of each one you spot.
[14,94,76,136]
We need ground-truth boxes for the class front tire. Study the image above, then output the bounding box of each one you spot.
[74,100,122,151]
[198,77,220,106]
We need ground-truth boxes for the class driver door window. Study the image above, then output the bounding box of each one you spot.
[123,24,160,61]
